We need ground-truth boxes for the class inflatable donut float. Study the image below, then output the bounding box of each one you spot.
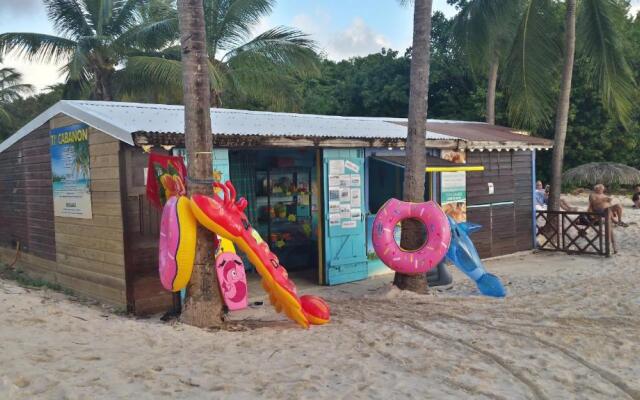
[372,199,451,275]
[158,196,197,292]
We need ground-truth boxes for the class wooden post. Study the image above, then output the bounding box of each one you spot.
[178,0,225,328]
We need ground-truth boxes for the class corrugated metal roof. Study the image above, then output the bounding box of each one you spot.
[0,101,455,153]
[0,100,553,154]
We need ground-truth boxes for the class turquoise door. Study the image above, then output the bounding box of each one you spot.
[323,149,368,285]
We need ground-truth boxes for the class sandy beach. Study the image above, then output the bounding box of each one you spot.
[1,193,639,399]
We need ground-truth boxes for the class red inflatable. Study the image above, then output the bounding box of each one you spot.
[189,181,330,328]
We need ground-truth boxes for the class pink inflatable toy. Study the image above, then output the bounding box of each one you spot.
[159,196,197,292]
[372,199,451,275]
[215,252,248,311]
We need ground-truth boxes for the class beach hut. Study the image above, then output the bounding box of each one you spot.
[0,100,552,313]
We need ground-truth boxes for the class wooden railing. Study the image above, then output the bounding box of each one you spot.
[535,210,615,256]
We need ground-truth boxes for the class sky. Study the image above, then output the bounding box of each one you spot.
[0,0,457,91]
[0,0,639,92]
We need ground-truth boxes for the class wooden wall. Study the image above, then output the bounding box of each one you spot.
[121,146,174,315]
[0,122,57,279]
[466,150,533,258]
[48,115,127,305]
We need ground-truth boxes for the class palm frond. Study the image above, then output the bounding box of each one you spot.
[0,32,77,63]
[0,105,12,125]
[0,67,33,108]
[81,0,113,35]
[117,55,224,100]
[224,26,319,77]
[205,0,275,52]
[43,0,92,38]
[225,61,302,111]
[452,0,521,74]
[115,16,179,50]
[121,56,184,91]
[577,0,636,126]
[108,0,143,35]
[504,0,561,129]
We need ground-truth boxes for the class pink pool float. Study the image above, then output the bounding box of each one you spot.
[372,199,451,275]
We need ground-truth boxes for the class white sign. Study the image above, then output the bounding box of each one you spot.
[329,213,341,226]
[340,188,350,202]
[340,205,351,220]
[350,188,361,207]
[441,171,467,223]
[345,160,359,173]
[329,201,341,214]
[350,174,361,187]
[328,175,340,187]
[339,174,350,187]
[329,160,345,175]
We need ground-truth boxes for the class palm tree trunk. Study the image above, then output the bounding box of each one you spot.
[394,0,434,293]
[486,56,499,125]
[549,0,577,211]
[177,0,225,328]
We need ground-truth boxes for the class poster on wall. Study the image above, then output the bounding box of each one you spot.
[50,123,93,219]
[440,149,467,222]
[441,171,466,222]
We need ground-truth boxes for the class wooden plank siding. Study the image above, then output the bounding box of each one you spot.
[466,150,533,258]
[121,146,175,315]
[49,115,127,306]
[0,122,57,265]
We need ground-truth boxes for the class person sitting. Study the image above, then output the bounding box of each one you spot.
[589,184,628,227]
[632,186,640,209]
[534,180,547,210]
[538,182,578,211]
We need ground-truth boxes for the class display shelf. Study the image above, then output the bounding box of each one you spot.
[255,166,313,269]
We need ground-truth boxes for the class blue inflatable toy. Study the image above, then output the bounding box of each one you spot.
[445,216,506,297]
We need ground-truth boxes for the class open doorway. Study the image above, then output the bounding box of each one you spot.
[229,148,321,284]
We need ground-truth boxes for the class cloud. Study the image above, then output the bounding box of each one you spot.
[291,13,392,60]
[0,0,40,17]
[1,55,65,92]
[631,0,640,17]
[328,17,392,59]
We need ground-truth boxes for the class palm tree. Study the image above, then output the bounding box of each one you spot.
[177,0,225,328]
[394,0,434,293]
[452,0,521,124]
[0,0,143,100]
[120,0,320,108]
[455,0,635,210]
[511,0,635,210]
[0,60,33,124]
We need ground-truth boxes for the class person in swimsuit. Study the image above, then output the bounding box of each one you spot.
[589,184,627,227]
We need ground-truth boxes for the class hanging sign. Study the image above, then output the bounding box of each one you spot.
[50,123,93,219]
[441,171,467,222]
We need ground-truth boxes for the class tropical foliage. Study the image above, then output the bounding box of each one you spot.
[0,62,33,125]
[0,0,319,108]
[119,0,320,108]
[1,2,639,187]
[0,0,145,100]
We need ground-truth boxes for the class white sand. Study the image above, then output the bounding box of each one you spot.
[1,193,639,399]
